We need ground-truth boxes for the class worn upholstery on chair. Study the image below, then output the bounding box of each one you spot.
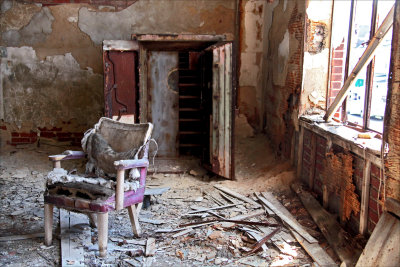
[44,118,153,212]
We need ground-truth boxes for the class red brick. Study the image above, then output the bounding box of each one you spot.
[369,198,378,212]
[368,209,379,224]
[11,132,19,137]
[368,220,376,233]
[332,59,343,67]
[0,125,6,130]
[11,137,30,143]
[330,74,343,82]
[57,137,73,142]
[50,127,62,131]
[20,132,37,138]
[331,81,342,89]
[333,51,344,58]
[371,164,381,177]
[56,132,72,138]
[40,132,56,138]
[354,168,363,179]
[315,162,324,171]
[370,176,381,190]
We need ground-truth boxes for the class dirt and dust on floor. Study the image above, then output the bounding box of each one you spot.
[0,116,341,266]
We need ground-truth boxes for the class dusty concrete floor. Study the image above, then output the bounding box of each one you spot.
[0,126,339,266]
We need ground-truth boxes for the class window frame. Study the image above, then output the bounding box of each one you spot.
[329,0,392,134]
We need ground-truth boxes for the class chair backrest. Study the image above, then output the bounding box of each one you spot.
[96,117,153,153]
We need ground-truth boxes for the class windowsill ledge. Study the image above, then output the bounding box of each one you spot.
[299,114,385,168]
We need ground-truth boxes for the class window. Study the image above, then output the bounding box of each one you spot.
[328,0,394,133]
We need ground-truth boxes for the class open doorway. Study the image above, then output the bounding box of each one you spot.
[103,36,234,179]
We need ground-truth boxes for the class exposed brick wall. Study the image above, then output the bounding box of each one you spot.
[328,40,346,119]
[299,127,384,234]
[368,164,384,232]
[2,121,84,147]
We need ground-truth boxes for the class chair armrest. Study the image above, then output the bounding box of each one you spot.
[49,150,86,168]
[114,159,149,170]
[114,158,149,211]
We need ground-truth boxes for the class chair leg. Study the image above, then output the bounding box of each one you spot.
[44,204,53,246]
[127,204,141,237]
[87,213,97,228]
[97,212,108,258]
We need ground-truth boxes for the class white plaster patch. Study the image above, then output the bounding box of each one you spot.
[278,30,290,58]
[67,16,78,23]
[306,0,332,22]
[283,0,288,12]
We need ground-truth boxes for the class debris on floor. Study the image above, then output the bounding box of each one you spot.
[0,135,343,266]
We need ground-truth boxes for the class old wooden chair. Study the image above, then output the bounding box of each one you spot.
[43,117,153,257]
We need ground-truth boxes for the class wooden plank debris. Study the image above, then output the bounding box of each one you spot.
[290,229,337,267]
[0,233,44,242]
[245,227,282,256]
[254,193,274,215]
[172,228,193,238]
[144,187,170,195]
[214,185,261,208]
[185,203,238,214]
[240,227,268,252]
[145,238,156,256]
[260,192,318,244]
[60,210,91,267]
[292,183,361,266]
[139,218,164,225]
[230,209,265,220]
[356,212,400,267]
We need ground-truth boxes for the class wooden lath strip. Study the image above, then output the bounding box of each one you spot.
[324,5,395,121]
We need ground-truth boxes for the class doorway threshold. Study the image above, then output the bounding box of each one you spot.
[148,157,201,174]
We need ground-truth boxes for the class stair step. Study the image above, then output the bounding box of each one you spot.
[179,95,199,99]
[179,144,202,147]
[179,108,201,111]
[180,131,203,135]
[179,118,201,122]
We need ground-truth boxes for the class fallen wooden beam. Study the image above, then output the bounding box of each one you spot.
[0,233,44,242]
[60,210,91,267]
[254,193,275,215]
[290,229,337,267]
[214,185,261,208]
[356,212,400,267]
[292,183,361,266]
[260,192,318,244]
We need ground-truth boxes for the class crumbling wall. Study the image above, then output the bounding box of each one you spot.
[384,1,400,204]
[239,0,277,130]
[0,0,235,146]
[262,0,305,155]
[323,151,360,222]
[300,0,332,114]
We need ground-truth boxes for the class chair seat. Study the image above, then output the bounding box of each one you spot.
[44,185,145,213]
[45,168,144,213]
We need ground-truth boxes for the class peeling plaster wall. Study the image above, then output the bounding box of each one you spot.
[262,0,306,155]
[239,0,279,131]
[300,0,333,113]
[1,47,103,127]
[0,0,235,146]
